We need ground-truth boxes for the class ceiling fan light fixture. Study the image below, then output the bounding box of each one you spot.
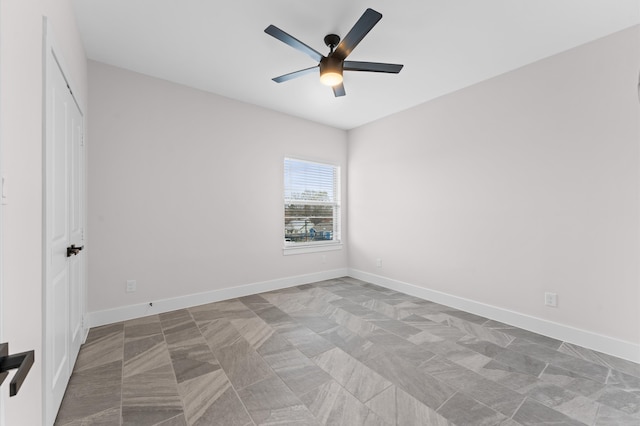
[319,57,343,86]
[320,71,343,86]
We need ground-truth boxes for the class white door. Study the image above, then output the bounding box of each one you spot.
[68,86,84,363]
[44,40,84,424]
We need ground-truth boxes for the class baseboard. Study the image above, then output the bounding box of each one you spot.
[88,268,349,328]
[348,269,640,363]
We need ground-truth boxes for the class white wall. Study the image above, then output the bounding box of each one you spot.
[348,26,640,351]
[87,61,348,316]
[0,0,87,425]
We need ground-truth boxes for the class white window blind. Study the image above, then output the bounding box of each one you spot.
[284,158,340,246]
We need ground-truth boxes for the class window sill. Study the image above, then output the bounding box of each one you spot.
[283,242,343,256]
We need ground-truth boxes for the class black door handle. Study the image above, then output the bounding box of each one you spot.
[0,343,35,397]
[66,244,84,257]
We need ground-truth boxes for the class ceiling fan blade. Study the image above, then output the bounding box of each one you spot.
[343,61,403,73]
[272,66,318,83]
[332,83,346,97]
[333,8,382,60]
[265,25,324,63]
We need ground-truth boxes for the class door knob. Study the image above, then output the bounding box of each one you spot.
[0,343,35,396]
[66,244,84,257]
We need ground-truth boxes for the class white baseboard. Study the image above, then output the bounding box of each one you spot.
[348,269,640,363]
[88,268,349,328]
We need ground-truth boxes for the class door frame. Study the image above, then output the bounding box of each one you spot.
[0,3,4,424]
[42,17,87,426]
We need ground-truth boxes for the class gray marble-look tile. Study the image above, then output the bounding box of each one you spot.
[402,314,467,342]
[275,323,336,357]
[523,382,599,425]
[60,279,637,426]
[539,363,605,397]
[512,398,587,426]
[483,320,563,349]
[155,414,189,426]
[121,363,184,426]
[189,299,255,322]
[607,368,640,391]
[178,369,252,426]
[312,347,393,403]
[319,325,375,360]
[330,297,382,317]
[408,329,445,345]
[396,387,454,426]
[159,309,193,329]
[509,339,610,383]
[238,293,271,311]
[367,330,420,353]
[55,360,123,425]
[124,333,172,378]
[423,340,494,371]
[328,308,383,338]
[84,322,124,344]
[124,315,163,338]
[167,342,221,384]
[255,331,295,357]
[476,360,542,393]
[365,385,396,425]
[447,316,515,347]
[289,311,339,333]
[424,356,526,417]
[437,391,507,426]
[160,312,204,348]
[363,350,457,410]
[212,333,273,390]
[360,298,402,319]
[393,344,437,369]
[300,379,389,425]
[253,305,297,329]
[444,309,489,325]
[230,315,274,349]
[55,406,122,426]
[367,318,423,338]
[457,335,506,358]
[595,386,640,416]
[487,346,548,377]
[237,375,319,425]
[197,318,243,349]
[559,342,640,378]
[72,323,124,373]
[594,403,640,426]
[261,343,332,395]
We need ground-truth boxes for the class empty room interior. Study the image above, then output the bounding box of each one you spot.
[1,0,639,425]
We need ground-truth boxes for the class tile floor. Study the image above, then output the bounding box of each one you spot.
[55,277,640,425]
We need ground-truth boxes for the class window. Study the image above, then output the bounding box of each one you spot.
[284,158,341,253]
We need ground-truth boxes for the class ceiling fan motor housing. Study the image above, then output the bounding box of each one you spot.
[320,56,343,74]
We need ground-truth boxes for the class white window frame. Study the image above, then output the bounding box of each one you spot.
[283,157,342,255]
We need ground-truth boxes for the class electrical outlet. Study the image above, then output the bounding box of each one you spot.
[376,258,382,268]
[544,292,557,307]
[126,280,137,293]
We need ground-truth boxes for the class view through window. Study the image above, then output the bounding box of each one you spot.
[284,158,340,246]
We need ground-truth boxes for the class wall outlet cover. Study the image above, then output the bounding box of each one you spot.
[544,292,558,307]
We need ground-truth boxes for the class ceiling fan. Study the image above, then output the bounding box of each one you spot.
[264,8,403,97]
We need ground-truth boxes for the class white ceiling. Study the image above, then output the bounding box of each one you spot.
[71,0,639,130]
